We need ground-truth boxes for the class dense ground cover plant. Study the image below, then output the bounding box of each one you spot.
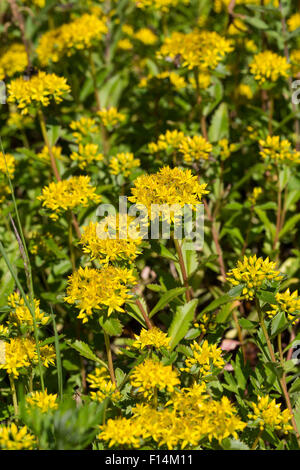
[0,0,300,451]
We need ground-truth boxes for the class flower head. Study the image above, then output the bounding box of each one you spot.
[130,358,180,398]
[179,135,212,163]
[267,289,300,325]
[248,395,293,433]
[132,327,170,350]
[70,144,104,169]
[38,176,101,220]
[109,152,140,178]
[7,71,70,114]
[97,107,125,128]
[8,292,50,328]
[0,152,16,179]
[259,135,300,165]
[0,44,28,80]
[87,367,121,403]
[227,255,283,300]
[182,340,224,377]
[65,266,136,323]
[249,51,290,85]
[26,390,58,413]
[287,13,300,32]
[0,423,36,450]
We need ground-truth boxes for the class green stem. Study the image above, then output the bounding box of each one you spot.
[103,331,117,387]
[9,374,19,417]
[38,109,61,182]
[174,238,191,302]
[251,428,263,450]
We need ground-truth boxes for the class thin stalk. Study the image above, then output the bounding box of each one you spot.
[68,212,76,271]
[51,307,63,401]
[251,428,263,450]
[103,331,117,387]
[135,299,153,330]
[9,374,19,417]
[232,309,246,364]
[173,238,191,302]
[203,200,226,282]
[38,109,61,181]
[255,298,300,442]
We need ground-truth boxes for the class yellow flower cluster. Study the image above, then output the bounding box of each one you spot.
[65,266,136,323]
[0,325,9,337]
[71,144,104,169]
[8,292,50,327]
[7,111,33,129]
[249,51,290,85]
[132,327,170,350]
[134,0,189,12]
[98,383,247,449]
[158,30,233,72]
[290,50,300,75]
[287,13,300,32]
[80,217,142,264]
[227,255,283,300]
[267,289,300,325]
[135,28,157,45]
[70,117,99,144]
[7,71,70,114]
[109,152,140,178]
[26,390,58,413]
[218,138,237,160]
[0,152,15,179]
[38,176,101,221]
[179,135,212,163]
[37,146,63,164]
[130,358,180,398]
[0,337,55,377]
[36,14,108,65]
[97,107,126,128]
[139,71,187,90]
[182,340,224,377]
[259,135,300,165]
[248,187,262,206]
[248,395,293,433]
[237,83,253,100]
[21,0,45,7]
[129,166,209,215]
[148,130,185,153]
[0,423,36,450]
[0,44,28,80]
[87,367,121,403]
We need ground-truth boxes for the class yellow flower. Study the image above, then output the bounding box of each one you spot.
[36,145,63,164]
[38,176,101,221]
[158,30,233,72]
[0,337,55,377]
[227,255,283,300]
[36,14,108,65]
[7,111,34,129]
[0,423,36,450]
[148,129,185,153]
[0,152,16,179]
[97,107,126,127]
[249,51,290,85]
[130,358,180,398]
[109,152,140,178]
[65,266,136,323]
[259,135,300,165]
[26,390,58,413]
[287,13,300,32]
[248,395,293,433]
[70,117,99,144]
[290,49,300,76]
[8,292,50,327]
[135,28,157,45]
[98,417,143,448]
[218,138,237,160]
[7,71,70,114]
[134,0,190,13]
[139,72,187,90]
[132,327,170,350]
[267,289,300,325]
[0,44,28,80]
[182,340,224,377]
[129,166,209,217]
[237,83,253,100]
[117,38,134,50]
[80,217,142,264]
[179,135,212,163]
[87,367,121,403]
[248,187,262,206]
[71,144,104,169]
[0,325,9,337]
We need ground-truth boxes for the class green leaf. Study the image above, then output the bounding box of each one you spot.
[208,103,229,142]
[257,290,277,304]
[99,317,123,336]
[239,318,257,330]
[168,299,198,350]
[243,16,269,30]
[149,287,186,318]
[271,311,288,337]
[279,214,300,240]
[67,340,108,369]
